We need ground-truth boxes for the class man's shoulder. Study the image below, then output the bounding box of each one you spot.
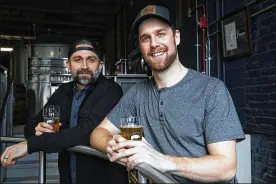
[128,78,151,93]
[54,81,74,92]
[187,69,223,87]
[99,75,122,90]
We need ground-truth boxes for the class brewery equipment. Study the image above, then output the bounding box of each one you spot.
[26,44,72,119]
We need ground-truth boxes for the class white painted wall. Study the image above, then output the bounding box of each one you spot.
[236,134,252,183]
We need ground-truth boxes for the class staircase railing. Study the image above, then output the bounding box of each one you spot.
[0,76,13,129]
[0,136,178,184]
[0,70,13,183]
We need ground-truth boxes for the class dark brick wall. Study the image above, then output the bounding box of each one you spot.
[251,134,276,183]
[207,0,276,183]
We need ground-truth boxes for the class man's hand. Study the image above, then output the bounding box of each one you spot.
[1,141,28,167]
[106,135,128,166]
[35,122,61,136]
[110,137,175,172]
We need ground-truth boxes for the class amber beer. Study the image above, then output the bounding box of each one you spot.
[120,125,143,140]
[46,117,60,132]
[120,117,142,184]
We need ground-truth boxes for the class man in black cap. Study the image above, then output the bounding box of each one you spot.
[90,5,245,183]
[1,39,128,184]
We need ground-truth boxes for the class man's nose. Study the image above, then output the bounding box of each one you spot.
[150,37,160,48]
[81,60,88,68]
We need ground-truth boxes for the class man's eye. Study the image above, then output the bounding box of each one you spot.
[158,33,165,37]
[141,37,150,42]
[88,58,96,63]
[74,58,81,62]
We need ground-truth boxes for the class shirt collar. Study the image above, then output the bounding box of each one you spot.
[73,83,90,94]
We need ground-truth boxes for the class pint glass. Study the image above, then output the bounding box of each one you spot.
[43,105,60,132]
[120,117,143,184]
[120,117,143,140]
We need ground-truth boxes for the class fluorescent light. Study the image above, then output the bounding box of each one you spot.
[1,47,13,52]
[62,58,68,60]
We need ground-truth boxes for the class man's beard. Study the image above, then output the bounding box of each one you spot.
[72,68,101,86]
[145,45,177,72]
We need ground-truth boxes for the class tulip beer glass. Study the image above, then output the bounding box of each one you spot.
[43,105,60,132]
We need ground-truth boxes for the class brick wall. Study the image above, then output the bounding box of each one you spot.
[207,0,276,183]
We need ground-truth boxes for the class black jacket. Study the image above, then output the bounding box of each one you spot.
[24,74,128,184]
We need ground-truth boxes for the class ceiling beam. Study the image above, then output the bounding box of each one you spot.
[0,3,119,15]
[0,17,106,29]
[0,26,104,37]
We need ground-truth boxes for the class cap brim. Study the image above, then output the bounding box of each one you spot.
[131,14,172,35]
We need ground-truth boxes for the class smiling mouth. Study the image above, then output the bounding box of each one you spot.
[151,52,165,57]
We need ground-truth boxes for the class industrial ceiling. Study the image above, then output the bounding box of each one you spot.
[0,0,173,43]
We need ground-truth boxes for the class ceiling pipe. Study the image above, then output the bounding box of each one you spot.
[0,35,35,40]
[188,2,207,74]
[0,4,116,15]
[0,17,105,29]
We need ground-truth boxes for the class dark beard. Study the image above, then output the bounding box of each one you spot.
[73,68,100,86]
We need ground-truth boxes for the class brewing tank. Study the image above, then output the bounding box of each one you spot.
[26,44,72,119]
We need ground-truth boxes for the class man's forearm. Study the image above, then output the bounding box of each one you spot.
[165,154,236,183]
[90,127,113,153]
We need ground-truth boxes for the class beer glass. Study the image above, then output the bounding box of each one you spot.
[120,116,143,140]
[43,105,60,132]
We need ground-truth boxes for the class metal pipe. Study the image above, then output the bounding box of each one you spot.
[207,30,221,37]
[138,172,147,183]
[251,4,276,17]
[0,35,35,40]
[190,1,207,73]
[67,146,178,183]
[245,0,261,6]
[68,145,108,160]
[220,0,224,81]
[38,151,46,184]
[0,17,104,29]
[0,4,112,15]
[202,28,206,73]
[196,0,200,72]
[206,0,210,76]
[123,1,127,60]
[207,19,219,28]
[0,137,177,183]
[207,38,211,76]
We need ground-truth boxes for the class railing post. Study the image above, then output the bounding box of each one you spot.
[138,171,147,183]
[38,151,46,184]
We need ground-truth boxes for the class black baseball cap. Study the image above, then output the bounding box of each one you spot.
[131,5,173,35]
[68,38,100,59]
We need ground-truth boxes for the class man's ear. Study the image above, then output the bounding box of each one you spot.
[66,60,71,73]
[175,30,181,46]
[99,61,103,71]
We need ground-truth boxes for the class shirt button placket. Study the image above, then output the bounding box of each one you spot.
[159,91,165,121]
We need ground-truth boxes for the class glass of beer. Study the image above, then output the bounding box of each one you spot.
[43,105,60,132]
[120,116,143,141]
[120,116,143,184]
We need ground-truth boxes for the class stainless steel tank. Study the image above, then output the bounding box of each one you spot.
[27,44,72,119]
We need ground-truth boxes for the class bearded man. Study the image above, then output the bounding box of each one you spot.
[1,39,128,184]
[90,5,245,184]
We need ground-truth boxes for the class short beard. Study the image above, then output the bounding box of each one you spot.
[151,51,177,72]
[146,45,177,72]
[72,68,101,86]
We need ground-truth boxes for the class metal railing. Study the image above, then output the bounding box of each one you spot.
[0,136,178,184]
[0,71,178,183]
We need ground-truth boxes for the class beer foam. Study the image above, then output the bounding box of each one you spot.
[120,125,143,128]
[46,120,54,124]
